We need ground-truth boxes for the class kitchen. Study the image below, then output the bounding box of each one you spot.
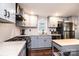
[0,3,79,56]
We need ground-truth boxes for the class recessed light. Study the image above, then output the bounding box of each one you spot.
[53,12,61,16]
[30,11,34,15]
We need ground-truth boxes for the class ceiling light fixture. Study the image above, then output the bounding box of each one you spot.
[54,13,59,16]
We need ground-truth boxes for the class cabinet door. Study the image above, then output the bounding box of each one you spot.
[44,39,52,48]
[0,4,6,20]
[31,36,38,48]
[38,36,52,48]
[37,36,47,48]
[23,14,30,27]
[31,36,52,49]
[5,3,15,23]
[30,15,37,27]
[0,3,15,23]
[43,36,52,48]
[48,17,58,27]
[23,15,37,27]
[38,36,44,48]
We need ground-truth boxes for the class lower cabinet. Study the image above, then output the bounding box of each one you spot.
[44,38,52,48]
[31,36,39,48]
[31,35,52,49]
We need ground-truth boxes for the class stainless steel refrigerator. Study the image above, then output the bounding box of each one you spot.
[63,21,75,39]
[56,21,75,39]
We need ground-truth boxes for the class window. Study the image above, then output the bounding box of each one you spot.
[38,17,47,34]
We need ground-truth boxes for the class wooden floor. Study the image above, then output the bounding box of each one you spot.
[29,48,52,56]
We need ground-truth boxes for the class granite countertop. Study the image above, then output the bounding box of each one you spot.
[0,41,26,56]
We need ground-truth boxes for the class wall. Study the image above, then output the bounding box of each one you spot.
[0,23,20,42]
[24,16,63,35]
[25,28,38,35]
[25,28,51,35]
[24,16,79,37]
[25,16,48,35]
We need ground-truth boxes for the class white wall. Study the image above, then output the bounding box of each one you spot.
[25,28,38,35]
[25,16,47,35]
[25,28,51,35]
[0,23,20,42]
[25,16,63,35]
[24,16,79,39]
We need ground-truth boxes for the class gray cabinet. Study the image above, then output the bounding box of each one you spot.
[38,36,44,48]
[44,37,51,47]
[31,35,52,49]
[31,36,38,48]
[43,36,51,48]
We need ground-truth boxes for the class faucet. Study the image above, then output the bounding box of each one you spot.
[42,29,44,34]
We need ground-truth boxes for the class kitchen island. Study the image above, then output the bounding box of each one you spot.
[0,41,26,56]
[52,39,79,56]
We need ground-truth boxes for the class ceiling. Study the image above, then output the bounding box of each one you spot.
[19,3,79,17]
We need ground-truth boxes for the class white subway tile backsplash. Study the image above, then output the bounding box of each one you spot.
[0,23,20,42]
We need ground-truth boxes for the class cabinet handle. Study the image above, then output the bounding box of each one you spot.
[7,11,10,18]
[4,9,7,17]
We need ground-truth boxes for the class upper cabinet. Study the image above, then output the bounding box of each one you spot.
[48,17,62,27]
[0,3,15,23]
[48,17,58,27]
[30,15,37,27]
[16,3,37,27]
[17,13,38,27]
[23,14,30,27]
[23,14,37,27]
